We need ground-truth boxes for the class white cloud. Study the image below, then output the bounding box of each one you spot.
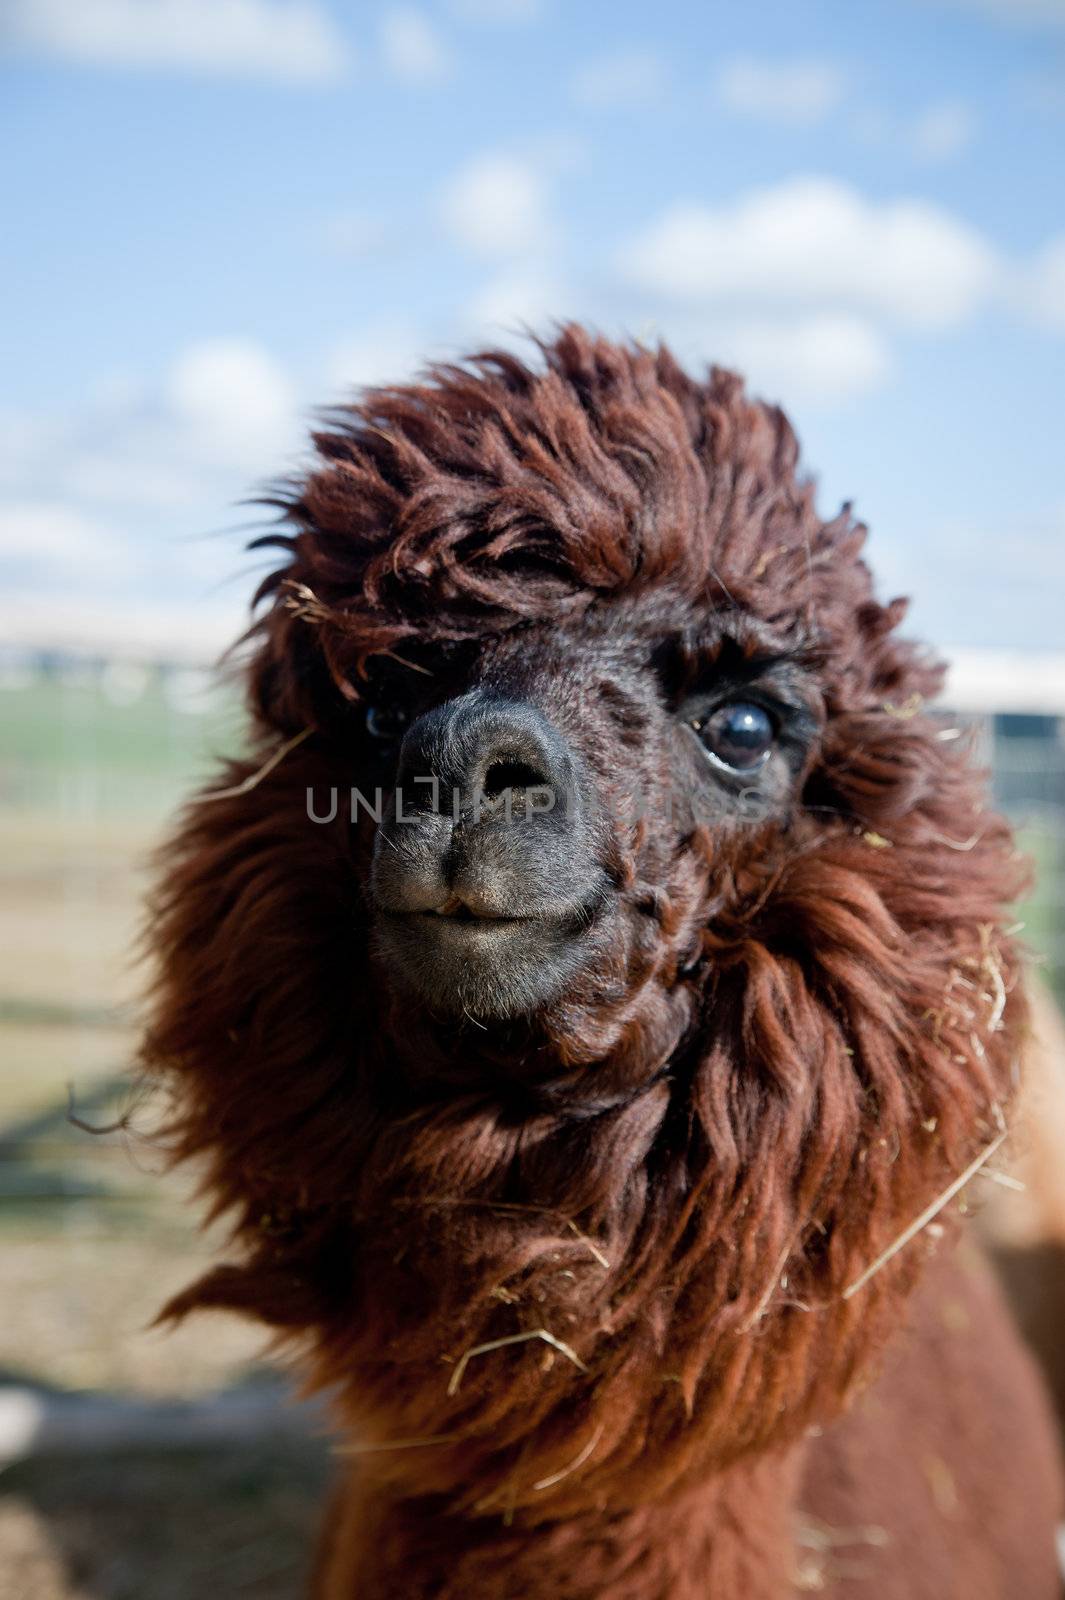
[570,47,668,110]
[621,176,999,329]
[439,153,551,257]
[909,100,976,161]
[0,342,303,638]
[708,314,892,403]
[0,502,130,576]
[328,324,431,391]
[379,6,453,83]
[465,268,572,332]
[0,339,301,529]
[166,339,296,469]
[1021,234,1065,329]
[855,100,977,163]
[3,0,350,83]
[714,56,845,124]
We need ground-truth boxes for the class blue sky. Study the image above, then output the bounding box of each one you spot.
[1,0,1063,657]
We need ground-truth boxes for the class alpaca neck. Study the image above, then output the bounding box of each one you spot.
[319,1450,805,1600]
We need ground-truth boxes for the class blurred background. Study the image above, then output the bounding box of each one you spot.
[1,0,1064,1594]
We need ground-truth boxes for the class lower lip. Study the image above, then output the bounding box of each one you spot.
[406,912,532,935]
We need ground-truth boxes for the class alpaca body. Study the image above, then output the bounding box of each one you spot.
[143,328,1064,1596]
[801,1248,1063,1600]
[311,1249,1062,1599]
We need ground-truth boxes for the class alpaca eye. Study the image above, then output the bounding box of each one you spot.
[365,703,410,743]
[693,702,775,773]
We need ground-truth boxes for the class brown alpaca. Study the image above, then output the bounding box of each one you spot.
[143,326,1064,1598]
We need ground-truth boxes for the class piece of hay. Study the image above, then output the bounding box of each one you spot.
[842,1125,1009,1300]
[742,1238,796,1331]
[189,726,312,803]
[335,1432,460,1456]
[447,1328,587,1397]
[566,1219,611,1269]
[532,1423,605,1492]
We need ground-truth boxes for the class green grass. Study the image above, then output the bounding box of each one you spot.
[0,671,262,1395]
[1,673,243,816]
[1016,825,1065,996]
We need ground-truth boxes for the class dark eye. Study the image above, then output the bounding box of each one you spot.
[692,701,775,773]
[365,703,410,743]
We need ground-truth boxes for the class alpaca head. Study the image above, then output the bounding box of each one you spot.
[146,326,1025,1519]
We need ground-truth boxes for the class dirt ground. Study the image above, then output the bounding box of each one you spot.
[0,688,330,1599]
[1,1444,330,1600]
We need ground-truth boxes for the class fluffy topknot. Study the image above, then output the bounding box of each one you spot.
[250,326,934,734]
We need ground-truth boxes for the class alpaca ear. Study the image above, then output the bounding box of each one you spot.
[244,574,375,738]
[158,1261,335,1330]
[245,606,326,734]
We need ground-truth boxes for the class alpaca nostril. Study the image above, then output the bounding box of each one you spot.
[482,757,549,798]
[395,692,570,816]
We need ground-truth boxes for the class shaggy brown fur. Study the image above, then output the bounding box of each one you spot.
[142,326,1064,1597]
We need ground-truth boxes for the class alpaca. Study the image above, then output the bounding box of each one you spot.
[143,326,1064,1598]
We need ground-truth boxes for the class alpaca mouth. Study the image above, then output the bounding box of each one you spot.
[394,907,535,934]
[373,897,604,1018]
[380,901,578,943]
[425,894,532,924]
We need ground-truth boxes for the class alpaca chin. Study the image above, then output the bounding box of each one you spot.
[371,904,603,1019]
